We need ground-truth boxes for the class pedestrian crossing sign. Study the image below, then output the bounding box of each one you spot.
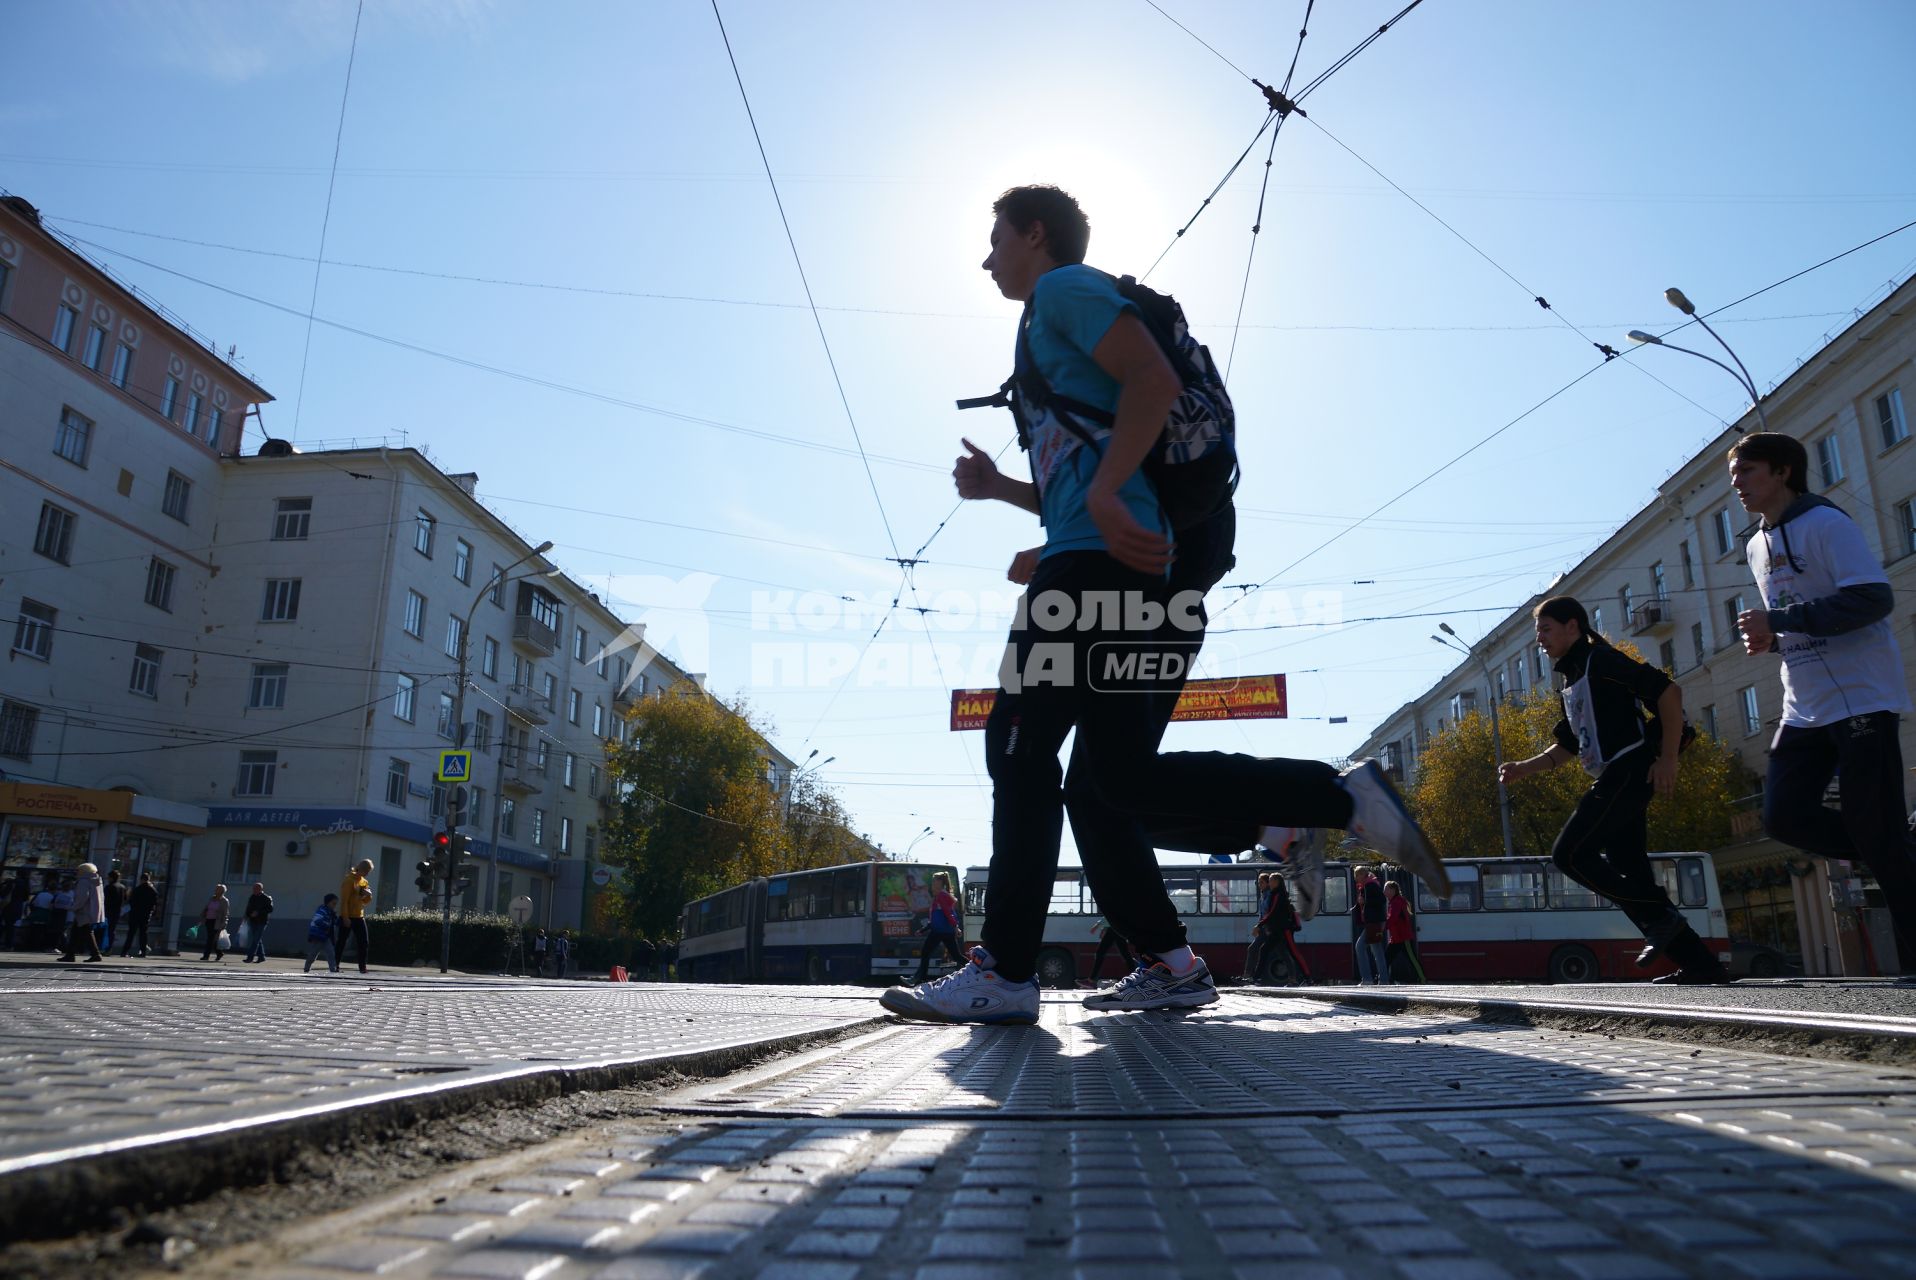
[436,750,472,782]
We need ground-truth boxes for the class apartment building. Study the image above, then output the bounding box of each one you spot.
[1357,274,1916,976]
[1,192,798,953]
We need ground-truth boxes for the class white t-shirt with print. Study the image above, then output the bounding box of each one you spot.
[1747,504,1911,728]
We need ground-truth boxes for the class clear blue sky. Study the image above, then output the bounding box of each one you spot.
[7,1,1916,871]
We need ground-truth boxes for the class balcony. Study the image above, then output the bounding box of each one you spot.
[1629,596,1674,636]
[506,683,552,725]
[512,613,558,657]
[502,755,546,796]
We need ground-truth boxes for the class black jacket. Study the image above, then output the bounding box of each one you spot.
[1550,636,1678,765]
[129,883,159,916]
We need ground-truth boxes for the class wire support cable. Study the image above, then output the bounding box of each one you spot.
[290,0,364,441]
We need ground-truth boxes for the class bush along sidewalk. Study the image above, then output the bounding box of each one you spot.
[371,909,518,971]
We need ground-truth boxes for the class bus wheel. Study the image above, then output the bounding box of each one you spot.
[1547,944,1599,984]
[1035,949,1076,990]
[1260,951,1299,986]
[805,952,828,984]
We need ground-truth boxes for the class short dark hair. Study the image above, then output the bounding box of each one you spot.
[1534,595,1593,637]
[323,893,339,904]
[1728,432,1810,495]
[992,185,1090,265]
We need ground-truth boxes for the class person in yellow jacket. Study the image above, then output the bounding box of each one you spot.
[337,858,374,974]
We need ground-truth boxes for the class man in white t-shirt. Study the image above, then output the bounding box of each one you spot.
[1731,432,1916,974]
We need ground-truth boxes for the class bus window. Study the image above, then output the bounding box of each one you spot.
[965,883,988,916]
[1545,866,1601,910]
[1320,872,1351,919]
[1676,857,1708,908]
[1164,876,1199,916]
[1204,875,1259,915]
[1482,864,1544,910]
[835,868,866,917]
[1417,864,1479,912]
[1050,873,1087,915]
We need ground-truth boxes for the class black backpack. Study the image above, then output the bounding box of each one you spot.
[958,274,1238,532]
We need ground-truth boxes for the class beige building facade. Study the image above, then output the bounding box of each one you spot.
[1357,275,1916,976]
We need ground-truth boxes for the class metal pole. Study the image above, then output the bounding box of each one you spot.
[487,694,509,922]
[440,622,467,975]
[1479,659,1516,859]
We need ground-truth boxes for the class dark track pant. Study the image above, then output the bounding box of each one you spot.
[1765,711,1916,973]
[336,917,370,972]
[1551,751,1685,938]
[1092,928,1136,977]
[120,911,150,956]
[913,930,965,983]
[980,548,1353,983]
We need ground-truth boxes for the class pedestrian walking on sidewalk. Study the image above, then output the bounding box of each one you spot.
[102,869,125,954]
[1244,874,1276,983]
[1269,874,1311,985]
[913,872,968,984]
[2,867,29,949]
[337,860,373,974]
[1729,432,1916,976]
[1352,867,1390,985]
[121,872,158,957]
[1384,881,1424,983]
[552,930,571,980]
[198,884,231,961]
[242,882,274,963]
[532,928,548,977]
[57,863,105,963]
[304,895,340,973]
[1500,595,1727,983]
[883,184,1445,1027]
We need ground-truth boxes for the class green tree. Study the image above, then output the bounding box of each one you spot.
[1409,679,1751,862]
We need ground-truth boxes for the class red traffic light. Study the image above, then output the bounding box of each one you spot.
[430,831,452,855]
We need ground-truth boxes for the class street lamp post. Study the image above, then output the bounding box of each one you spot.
[445,539,553,973]
[905,825,934,856]
[1624,286,1770,431]
[1434,624,1516,859]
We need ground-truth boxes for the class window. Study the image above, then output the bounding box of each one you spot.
[1416,864,1480,913]
[182,392,202,438]
[532,808,545,847]
[13,600,54,661]
[563,753,576,789]
[574,626,588,662]
[1691,622,1705,667]
[145,558,176,612]
[248,663,288,709]
[481,635,499,680]
[1650,561,1666,600]
[262,578,301,621]
[1713,507,1734,556]
[1592,606,1604,637]
[1680,538,1695,588]
[588,764,601,798]
[0,257,10,307]
[430,781,447,821]
[51,303,77,353]
[34,502,75,563]
[500,797,517,838]
[403,590,425,638]
[54,407,92,466]
[223,840,265,882]
[543,672,557,707]
[445,613,465,659]
[535,739,549,772]
[82,323,107,371]
[273,498,311,540]
[1817,434,1845,486]
[1899,500,1916,557]
[1724,594,1746,642]
[469,785,487,826]
[473,710,493,752]
[0,700,38,760]
[592,702,605,736]
[415,509,436,556]
[567,689,581,724]
[206,407,223,444]
[385,758,410,806]
[559,816,573,854]
[1875,388,1908,449]
[162,470,191,523]
[1481,864,1544,910]
[236,750,278,797]
[394,674,416,723]
[454,539,472,585]
[128,643,163,698]
[596,649,608,678]
[437,691,456,740]
[160,376,180,421]
[584,827,597,861]
[1658,639,1676,673]
[1701,704,1718,740]
[488,565,505,607]
[1619,584,1632,618]
[1741,685,1761,736]
[1546,866,1602,911]
[110,342,134,389]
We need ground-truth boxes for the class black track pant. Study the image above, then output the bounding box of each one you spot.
[336,917,370,972]
[1551,751,1685,939]
[913,930,965,983]
[1766,711,1916,974]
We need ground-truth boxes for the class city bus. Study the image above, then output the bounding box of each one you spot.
[962,854,1728,987]
[679,860,963,985]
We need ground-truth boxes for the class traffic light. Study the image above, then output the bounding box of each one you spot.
[447,786,468,829]
[448,832,474,893]
[414,860,436,894]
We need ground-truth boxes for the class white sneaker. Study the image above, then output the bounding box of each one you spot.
[879,948,1039,1026]
[1276,841,1324,922]
[1340,759,1451,896]
[1082,955,1219,1011]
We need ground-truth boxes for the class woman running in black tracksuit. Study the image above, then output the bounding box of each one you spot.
[1498,596,1729,984]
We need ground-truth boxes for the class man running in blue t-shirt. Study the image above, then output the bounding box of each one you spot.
[880,185,1443,1026]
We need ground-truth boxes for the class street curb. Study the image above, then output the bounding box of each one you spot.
[0,1016,884,1241]
[1267,987,1916,1066]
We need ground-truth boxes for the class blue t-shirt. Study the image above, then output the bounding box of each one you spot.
[1021,265,1165,558]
